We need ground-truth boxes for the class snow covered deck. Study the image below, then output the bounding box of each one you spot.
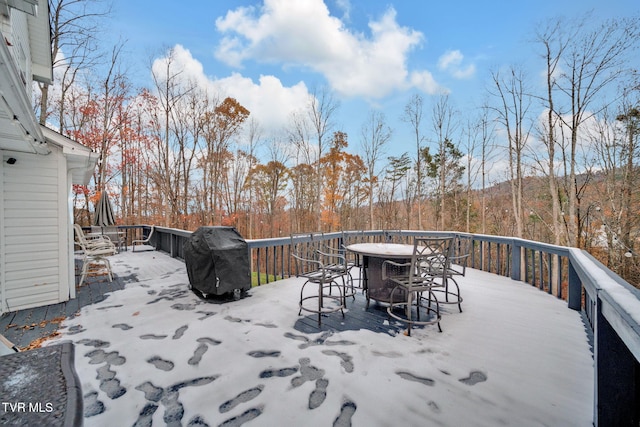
[47,249,593,426]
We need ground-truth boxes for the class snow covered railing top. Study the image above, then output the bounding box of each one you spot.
[569,248,640,361]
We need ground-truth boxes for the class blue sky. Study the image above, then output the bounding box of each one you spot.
[104,0,639,164]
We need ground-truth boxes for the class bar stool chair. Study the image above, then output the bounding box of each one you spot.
[434,236,469,313]
[291,233,347,327]
[314,231,359,307]
[383,236,453,336]
[340,230,368,293]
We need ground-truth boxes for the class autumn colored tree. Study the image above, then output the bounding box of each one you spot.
[62,44,130,225]
[320,131,346,230]
[289,163,317,233]
[118,90,155,224]
[337,152,367,230]
[201,97,250,225]
[248,160,289,237]
[320,131,367,231]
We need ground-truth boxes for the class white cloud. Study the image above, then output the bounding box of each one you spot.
[437,49,476,79]
[410,70,448,95]
[152,45,310,136]
[214,0,446,98]
[438,50,463,70]
[334,0,351,21]
[216,73,310,134]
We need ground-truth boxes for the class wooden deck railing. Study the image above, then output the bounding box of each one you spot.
[124,225,639,426]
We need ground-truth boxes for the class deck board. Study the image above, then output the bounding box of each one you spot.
[1,260,125,349]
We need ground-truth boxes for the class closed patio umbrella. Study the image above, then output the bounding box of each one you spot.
[94,190,116,227]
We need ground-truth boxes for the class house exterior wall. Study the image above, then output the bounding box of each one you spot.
[0,145,70,313]
[1,6,32,90]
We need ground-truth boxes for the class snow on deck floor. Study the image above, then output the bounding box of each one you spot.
[48,249,594,426]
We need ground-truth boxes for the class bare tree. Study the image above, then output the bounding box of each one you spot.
[382,153,412,228]
[477,104,496,234]
[288,110,313,165]
[461,116,485,233]
[360,110,392,229]
[307,86,339,230]
[238,118,262,238]
[554,14,640,247]
[38,0,112,128]
[93,43,128,194]
[533,17,573,246]
[430,94,459,230]
[149,47,193,226]
[401,93,426,228]
[61,42,129,223]
[286,109,318,233]
[489,66,534,239]
[615,102,639,278]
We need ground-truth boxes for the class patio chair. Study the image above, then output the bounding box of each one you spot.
[408,233,467,313]
[312,232,357,306]
[383,236,453,336]
[132,226,155,252]
[435,236,470,312]
[338,230,367,292]
[102,226,125,252]
[73,224,112,250]
[291,233,347,327]
[74,228,117,286]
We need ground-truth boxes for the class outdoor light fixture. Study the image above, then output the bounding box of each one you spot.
[6,157,16,165]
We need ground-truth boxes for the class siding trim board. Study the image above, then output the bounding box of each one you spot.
[57,145,70,302]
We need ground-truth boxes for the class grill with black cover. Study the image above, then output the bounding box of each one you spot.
[184,226,251,298]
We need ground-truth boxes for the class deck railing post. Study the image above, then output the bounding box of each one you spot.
[510,241,522,282]
[595,295,640,426]
[567,261,582,311]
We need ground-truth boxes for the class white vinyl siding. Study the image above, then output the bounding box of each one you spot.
[5,8,31,89]
[1,148,68,312]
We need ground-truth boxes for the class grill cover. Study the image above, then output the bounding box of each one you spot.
[184,226,251,296]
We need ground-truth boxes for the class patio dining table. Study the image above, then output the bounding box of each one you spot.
[345,243,416,306]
